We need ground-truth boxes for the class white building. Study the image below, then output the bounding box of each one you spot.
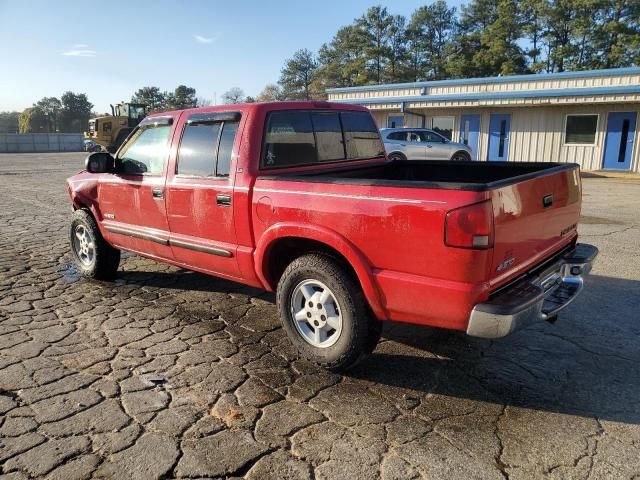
[327,67,640,172]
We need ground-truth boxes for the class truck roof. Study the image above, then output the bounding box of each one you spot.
[145,101,370,119]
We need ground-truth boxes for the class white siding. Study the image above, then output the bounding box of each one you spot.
[371,105,640,171]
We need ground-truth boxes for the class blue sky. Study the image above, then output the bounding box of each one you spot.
[0,0,466,113]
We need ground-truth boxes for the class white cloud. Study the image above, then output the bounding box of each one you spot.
[62,44,96,57]
[194,34,215,44]
[63,49,97,57]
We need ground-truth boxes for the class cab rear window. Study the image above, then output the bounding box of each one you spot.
[262,110,384,169]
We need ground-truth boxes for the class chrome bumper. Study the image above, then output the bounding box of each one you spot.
[466,243,598,339]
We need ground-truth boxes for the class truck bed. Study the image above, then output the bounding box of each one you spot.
[255,158,582,319]
[262,160,576,191]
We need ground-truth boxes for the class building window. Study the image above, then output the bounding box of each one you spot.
[431,116,455,140]
[565,114,598,145]
[387,115,404,128]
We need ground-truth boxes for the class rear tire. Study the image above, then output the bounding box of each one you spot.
[388,152,407,161]
[451,151,471,161]
[277,253,374,371]
[70,210,120,280]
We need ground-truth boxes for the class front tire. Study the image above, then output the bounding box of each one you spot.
[70,210,120,280]
[277,253,373,371]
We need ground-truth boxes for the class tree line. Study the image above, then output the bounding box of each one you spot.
[3,1,637,132]
[257,0,640,101]
[5,85,208,133]
[8,92,93,134]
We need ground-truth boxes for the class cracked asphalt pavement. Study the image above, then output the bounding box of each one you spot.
[1,153,639,479]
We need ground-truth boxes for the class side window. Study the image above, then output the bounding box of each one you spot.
[263,111,317,167]
[216,121,239,176]
[423,131,444,143]
[387,131,406,141]
[177,120,239,177]
[117,125,172,175]
[408,132,421,142]
[341,111,385,160]
[177,123,221,176]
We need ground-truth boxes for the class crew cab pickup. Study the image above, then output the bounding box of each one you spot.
[67,101,597,370]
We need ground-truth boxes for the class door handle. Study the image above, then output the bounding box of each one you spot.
[216,194,232,206]
[427,144,433,148]
[152,188,164,199]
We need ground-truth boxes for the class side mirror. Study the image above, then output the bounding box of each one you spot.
[85,152,114,173]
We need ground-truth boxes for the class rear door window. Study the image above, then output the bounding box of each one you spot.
[216,121,239,176]
[262,110,383,168]
[177,123,221,176]
[177,116,240,177]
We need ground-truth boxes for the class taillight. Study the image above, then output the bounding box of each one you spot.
[445,200,494,249]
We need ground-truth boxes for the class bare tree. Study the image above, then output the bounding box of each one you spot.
[196,97,212,107]
[221,88,245,104]
[257,84,284,102]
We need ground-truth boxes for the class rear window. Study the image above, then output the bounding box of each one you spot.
[262,110,384,169]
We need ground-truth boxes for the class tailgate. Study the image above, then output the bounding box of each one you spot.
[489,166,582,287]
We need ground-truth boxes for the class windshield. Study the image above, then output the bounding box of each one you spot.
[129,105,146,121]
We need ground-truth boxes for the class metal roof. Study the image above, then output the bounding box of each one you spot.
[331,84,640,105]
[326,67,640,94]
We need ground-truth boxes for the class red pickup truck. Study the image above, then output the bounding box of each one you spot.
[67,101,597,370]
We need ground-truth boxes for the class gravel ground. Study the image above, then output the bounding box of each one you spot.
[1,152,639,480]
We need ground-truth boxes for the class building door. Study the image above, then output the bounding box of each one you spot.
[388,115,404,128]
[459,114,480,160]
[602,112,636,170]
[487,114,511,161]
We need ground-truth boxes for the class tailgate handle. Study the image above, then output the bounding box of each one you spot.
[543,194,553,208]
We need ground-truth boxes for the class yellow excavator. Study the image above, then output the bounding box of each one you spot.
[84,103,147,153]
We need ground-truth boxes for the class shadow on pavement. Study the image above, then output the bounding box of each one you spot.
[349,274,640,424]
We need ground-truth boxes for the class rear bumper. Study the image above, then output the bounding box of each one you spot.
[466,243,598,339]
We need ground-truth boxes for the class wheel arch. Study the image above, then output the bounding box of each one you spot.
[255,223,386,320]
[387,150,407,160]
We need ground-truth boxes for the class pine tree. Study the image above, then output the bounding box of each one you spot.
[406,1,457,80]
[356,6,395,84]
[521,0,548,71]
[318,26,370,88]
[447,0,528,77]
[596,0,640,68]
[278,49,319,100]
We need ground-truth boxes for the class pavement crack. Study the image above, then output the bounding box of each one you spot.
[494,405,510,480]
